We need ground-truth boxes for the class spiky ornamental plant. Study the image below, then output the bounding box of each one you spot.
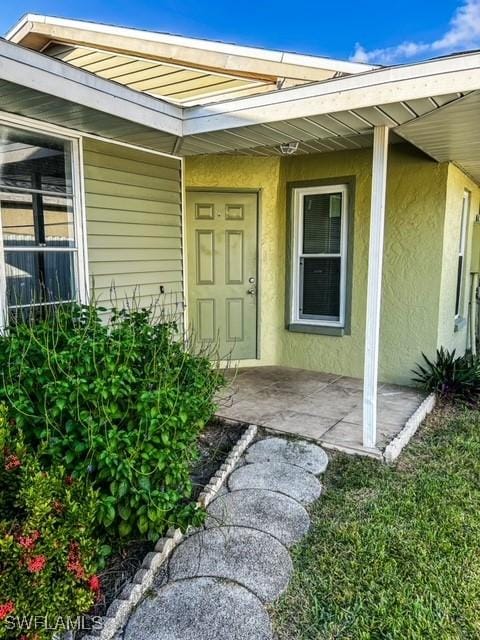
[412,347,480,401]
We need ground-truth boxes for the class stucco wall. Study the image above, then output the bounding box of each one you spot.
[437,164,480,353]
[185,144,450,384]
[185,156,284,367]
[281,145,447,384]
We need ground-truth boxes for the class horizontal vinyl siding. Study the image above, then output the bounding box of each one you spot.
[83,139,183,315]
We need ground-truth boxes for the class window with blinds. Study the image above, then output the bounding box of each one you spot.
[0,123,84,319]
[291,185,348,327]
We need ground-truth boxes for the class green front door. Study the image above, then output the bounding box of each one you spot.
[187,191,258,359]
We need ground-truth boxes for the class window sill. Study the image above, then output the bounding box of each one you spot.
[454,316,467,333]
[288,323,345,337]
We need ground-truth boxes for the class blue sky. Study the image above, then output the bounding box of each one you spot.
[1,0,479,64]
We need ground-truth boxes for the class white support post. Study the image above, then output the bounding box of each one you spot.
[363,125,390,449]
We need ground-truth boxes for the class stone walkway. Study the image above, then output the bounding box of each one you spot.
[122,437,328,640]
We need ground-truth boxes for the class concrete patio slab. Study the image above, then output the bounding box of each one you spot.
[245,437,329,474]
[205,488,310,547]
[217,367,426,457]
[288,386,363,421]
[124,577,272,640]
[168,526,293,603]
[228,461,322,504]
[261,410,335,439]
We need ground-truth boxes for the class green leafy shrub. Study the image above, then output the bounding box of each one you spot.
[412,347,480,400]
[0,406,101,640]
[0,302,224,541]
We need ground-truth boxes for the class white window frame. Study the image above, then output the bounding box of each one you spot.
[0,115,89,327]
[455,189,471,319]
[291,184,348,328]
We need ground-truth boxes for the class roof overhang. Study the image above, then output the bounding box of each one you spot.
[7,14,377,81]
[0,38,182,137]
[397,91,480,184]
[1,27,480,183]
[182,50,480,134]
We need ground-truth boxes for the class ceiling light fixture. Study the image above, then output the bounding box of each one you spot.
[279,141,299,155]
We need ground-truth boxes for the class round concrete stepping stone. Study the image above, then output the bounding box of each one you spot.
[246,437,328,474]
[124,577,272,640]
[205,489,310,547]
[168,526,292,603]
[228,462,322,505]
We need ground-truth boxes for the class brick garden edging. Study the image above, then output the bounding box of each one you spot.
[75,424,257,640]
[383,393,436,464]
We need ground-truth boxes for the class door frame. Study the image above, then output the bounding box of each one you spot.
[185,187,261,361]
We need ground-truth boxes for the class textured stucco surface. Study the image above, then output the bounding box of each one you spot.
[185,156,284,367]
[437,164,480,354]
[185,146,476,385]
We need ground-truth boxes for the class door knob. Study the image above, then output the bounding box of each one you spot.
[247,286,256,295]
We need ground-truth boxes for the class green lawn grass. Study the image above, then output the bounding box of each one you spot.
[271,407,480,639]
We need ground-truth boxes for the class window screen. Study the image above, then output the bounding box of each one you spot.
[0,125,78,310]
[295,188,346,324]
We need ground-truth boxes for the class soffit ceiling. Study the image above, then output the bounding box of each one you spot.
[178,93,467,156]
[2,76,475,185]
[43,43,279,105]
[397,91,480,185]
[0,80,180,155]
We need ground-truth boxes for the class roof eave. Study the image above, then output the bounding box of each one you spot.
[5,13,378,78]
[183,50,480,135]
[0,38,183,136]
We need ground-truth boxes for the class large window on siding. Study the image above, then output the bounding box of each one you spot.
[0,123,85,318]
[291,184,348,327]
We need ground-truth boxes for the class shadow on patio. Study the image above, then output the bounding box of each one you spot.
[217,366,426,458]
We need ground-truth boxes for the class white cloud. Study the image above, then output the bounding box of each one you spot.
[350,0,480,64]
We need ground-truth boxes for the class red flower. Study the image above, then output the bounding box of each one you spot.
[18,530,41,550]
[89,575,101,592]
[67,542,85,580]
[0,601,15,620]
[4,454,21,471]
[27,555,47,573]
[52,500,64,513]
[64,475,73,486]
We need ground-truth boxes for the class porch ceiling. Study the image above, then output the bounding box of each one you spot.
[178,93,466,156]
[397,91,480,183]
